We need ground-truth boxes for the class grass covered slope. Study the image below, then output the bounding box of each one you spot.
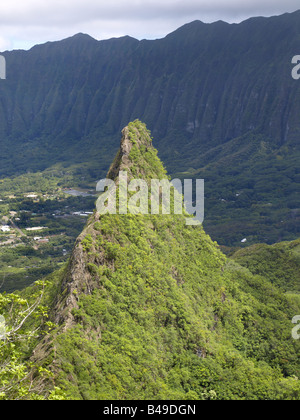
[30,121,300,400]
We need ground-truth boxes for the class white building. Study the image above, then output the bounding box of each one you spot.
[26,227,47,231]
[1,225,10,233]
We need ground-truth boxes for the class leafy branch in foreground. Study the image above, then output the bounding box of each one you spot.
[0,281,65,400]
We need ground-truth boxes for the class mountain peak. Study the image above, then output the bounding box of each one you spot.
[52,121,169,326]
[67,32,96,42]
[106,120,167,182]
[31,119,300,399]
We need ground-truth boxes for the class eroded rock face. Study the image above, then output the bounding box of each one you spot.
[106,127,133,180]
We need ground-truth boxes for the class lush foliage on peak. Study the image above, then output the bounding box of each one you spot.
[0,122,299,400]
[51,210,300,400]
[127,120,169,181]
[28,123,300,400]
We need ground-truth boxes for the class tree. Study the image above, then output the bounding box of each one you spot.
[0,281,64,400]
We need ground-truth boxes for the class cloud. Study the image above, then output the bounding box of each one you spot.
[0,0,299,51]
[0,36,12,51]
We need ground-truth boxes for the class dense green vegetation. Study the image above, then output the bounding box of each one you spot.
[231,239,300,293]
[5,121,296,400]
[51,213,300,400]
[0,280,65,399]
[185,135,300,247]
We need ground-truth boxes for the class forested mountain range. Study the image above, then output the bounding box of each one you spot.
[0,10,299,245]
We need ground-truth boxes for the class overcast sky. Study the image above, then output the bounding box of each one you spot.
[0,0,299,51]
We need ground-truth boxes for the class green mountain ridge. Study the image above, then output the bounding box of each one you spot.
[0,11,299,245]
[8,121,297,400]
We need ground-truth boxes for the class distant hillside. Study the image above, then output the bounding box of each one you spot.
[19,121,299,400]
[0,11,300,245]
[231,238,300,293]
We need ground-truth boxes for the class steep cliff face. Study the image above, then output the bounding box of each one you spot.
[32,122,300,400]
